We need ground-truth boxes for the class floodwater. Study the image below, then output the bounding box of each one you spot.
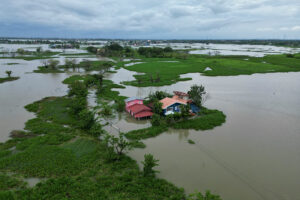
[1,44,300,200]
[0,59,69,141]
[112,72,300,200]
[0,54,99,141]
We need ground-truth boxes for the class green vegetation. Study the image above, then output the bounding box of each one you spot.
[142,154,159,177]
[0,46,229,198]
[0,92,193,199]
[0,77,19,84]
[188,84,206,107]
[6,63,19,65]
[0,69,19,83]
[60,53,93,56]
[0,174,26,190]
[172,109,226,130]
[33,66,64,73]
[25,97,77,126]
[34,59,64,73]
[97,79,127,101]
[125,126,168,140]
[122,53,300,87]
[188,139,195,144]
[60,60,114,72]
[125,107,225,148]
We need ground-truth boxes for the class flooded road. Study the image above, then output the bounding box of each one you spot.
[1,44,300,200]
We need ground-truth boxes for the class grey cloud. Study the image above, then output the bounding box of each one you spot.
[0,0,299,39]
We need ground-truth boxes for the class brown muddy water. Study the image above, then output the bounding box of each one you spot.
[1,56,300,200]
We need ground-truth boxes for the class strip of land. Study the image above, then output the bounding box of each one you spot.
[0,77,19,84]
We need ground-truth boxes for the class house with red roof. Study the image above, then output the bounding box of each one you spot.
[125,97,153,119]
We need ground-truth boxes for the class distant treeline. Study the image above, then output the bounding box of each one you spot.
[87,43,188,58]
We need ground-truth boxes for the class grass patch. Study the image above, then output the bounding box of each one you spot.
[0,77,19,84]
[24,118,71,135]
[97,79,127,101]
[16,133,74,151]
[122,54,300,87]
[25,97,76,126]
[188,139,195,144]
[172,109,226,130]
[62,75,88,85]
[0,174,26,190]
[125,126,168,140]
[62,138,98,158]
[0,145,82,177]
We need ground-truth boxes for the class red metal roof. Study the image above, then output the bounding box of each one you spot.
[128,104,152,114]
[134,111,153,118]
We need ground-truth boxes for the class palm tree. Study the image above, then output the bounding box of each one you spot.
[5,70,12,78]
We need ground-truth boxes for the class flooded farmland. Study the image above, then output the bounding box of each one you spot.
[1,44,300,200]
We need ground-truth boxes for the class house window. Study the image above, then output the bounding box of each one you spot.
[167,107,173,112]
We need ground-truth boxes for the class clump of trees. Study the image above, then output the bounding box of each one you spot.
[104,133,133,161]
[16,48,26,55]
[87,46,98,54]
[98,43,124,57]
[41,59,60,69]
[64,58,77,70]
[68,81,88,98]
[188,84,207,108]
[67,80,102,137]
[115,100,125,112]
[147,91,171,102]
[138,47,174,58]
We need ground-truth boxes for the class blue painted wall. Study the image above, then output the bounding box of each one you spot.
[163,103,184,115]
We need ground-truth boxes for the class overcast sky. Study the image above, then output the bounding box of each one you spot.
[0,0,300,39]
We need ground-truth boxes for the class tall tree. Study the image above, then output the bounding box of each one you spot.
[5,70,12,77]
[188,84,206,107]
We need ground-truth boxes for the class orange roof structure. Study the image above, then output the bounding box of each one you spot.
[172,95,190,104]
[160,97,187,109]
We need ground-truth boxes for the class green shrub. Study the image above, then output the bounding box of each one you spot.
[142,154,159,177]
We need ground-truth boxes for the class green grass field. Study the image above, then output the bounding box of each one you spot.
[122,54,300,87]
